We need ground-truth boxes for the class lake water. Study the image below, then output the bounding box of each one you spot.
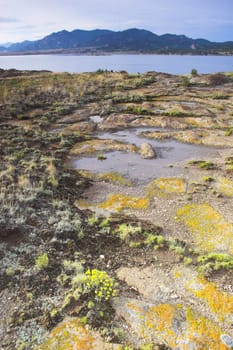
[72,128,223,183]
[0,54,233,74]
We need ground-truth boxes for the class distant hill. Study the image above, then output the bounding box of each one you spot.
[2,28,233,54]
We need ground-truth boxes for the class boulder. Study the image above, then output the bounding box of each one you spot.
[140,142,156,159]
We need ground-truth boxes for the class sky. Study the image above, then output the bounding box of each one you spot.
[0,0,233,44]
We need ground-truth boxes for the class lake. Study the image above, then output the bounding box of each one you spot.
[0,54,233,74]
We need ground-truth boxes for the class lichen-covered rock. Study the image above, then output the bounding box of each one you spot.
[139,142,156,159]
[70,138,139,156]
[176,203,233,253]
[113,297,231,349]
[36,317,121,350]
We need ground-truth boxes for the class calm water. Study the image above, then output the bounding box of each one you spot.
[0,54,233,74]
[72,128,223,183]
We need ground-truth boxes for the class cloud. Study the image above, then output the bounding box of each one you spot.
[0,16,19,23]
[185,18,233,26]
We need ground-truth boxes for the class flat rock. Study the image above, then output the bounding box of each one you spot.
[36,317,121,350]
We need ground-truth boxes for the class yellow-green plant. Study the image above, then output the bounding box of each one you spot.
[35,253,49,269]
[83,269,118,301]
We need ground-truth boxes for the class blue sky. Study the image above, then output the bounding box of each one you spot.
[0,0,233,44]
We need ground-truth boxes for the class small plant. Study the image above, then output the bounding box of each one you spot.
[99,217,109,228]
[182,75,191,87]
[202,176,214,182]
[191,68,198,76]
[198,161,215,170]
[88,215,99,226]
[168,239,185,255]
[97,153,107,160]
[116,223,141,241]
[189,160,215,170]
[35,252,49,270]
[197,253,233,272]
[184,257,193,266]
[83,269,118,301]
[225,127,233,136]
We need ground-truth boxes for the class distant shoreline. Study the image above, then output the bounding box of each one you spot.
[0,49,233,56]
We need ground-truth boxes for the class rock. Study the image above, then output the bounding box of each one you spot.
[220,334,233,348]
[113,297,233,349]
[140,142,156,159]
[36,317,121,350]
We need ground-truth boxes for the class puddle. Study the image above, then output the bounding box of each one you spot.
[71,127,224,184]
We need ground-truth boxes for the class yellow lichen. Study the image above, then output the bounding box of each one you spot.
[126,301,176,348]
[176,203,233,253]
[76,170,131,186]
[187,276,233,323]
[70,139,139,156]
[37,318,95,350]
[147,177,186,198]
[98,194,149,212]
[215,177,233,197]
[186,308,229,350]
[124,298,231,349]
[98,172,132,186]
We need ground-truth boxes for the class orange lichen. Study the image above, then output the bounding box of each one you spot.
[176,203,233,253]
[126,301,177,348]
[186,308,229,350]
[187,277,233,323]
[36,318,121,350]
[37,318,95,350]
[98,194,149,212]
[123,299,231,349]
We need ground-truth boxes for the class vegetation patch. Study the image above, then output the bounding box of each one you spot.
[188,160,216,170]
[176,203,233,253]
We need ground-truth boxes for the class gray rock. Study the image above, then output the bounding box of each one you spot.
[220,334,233,348]
[140,142,156,159]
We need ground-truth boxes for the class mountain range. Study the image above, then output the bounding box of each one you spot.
[1,28,233,54]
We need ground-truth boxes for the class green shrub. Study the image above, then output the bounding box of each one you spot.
[191,68,198,76]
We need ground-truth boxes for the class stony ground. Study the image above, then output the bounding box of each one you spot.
[0,69,233,350]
